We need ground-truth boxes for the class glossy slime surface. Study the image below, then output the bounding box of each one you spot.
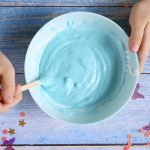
[39,21,126,114]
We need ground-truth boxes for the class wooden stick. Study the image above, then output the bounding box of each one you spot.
[21,80,40,92]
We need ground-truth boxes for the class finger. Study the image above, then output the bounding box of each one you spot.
[0,89,11,112]
[138,23,150,74]
[14,84,22,101]
[0,92,1,101]
[129,20,145,52]
[0,85,22,112]
[1,67,15,104]
[11,84,22,107]
[0,103,10,113]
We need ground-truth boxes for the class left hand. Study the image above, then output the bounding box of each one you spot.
[129,0,150,75]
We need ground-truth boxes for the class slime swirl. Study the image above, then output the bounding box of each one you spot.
[39,22,126,114]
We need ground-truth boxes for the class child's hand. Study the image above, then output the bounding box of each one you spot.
[129,0,150,74]
[0,52,22,112]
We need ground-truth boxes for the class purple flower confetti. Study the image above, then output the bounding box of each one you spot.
[3,137,15,150]
[3,137,15,145]
[132,83,145,100]
[4,147,15,150]
[142,123,150,131]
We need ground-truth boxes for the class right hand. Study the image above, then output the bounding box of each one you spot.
[129,0,150,75]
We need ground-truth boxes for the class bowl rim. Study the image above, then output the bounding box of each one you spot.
[25,11,139,125]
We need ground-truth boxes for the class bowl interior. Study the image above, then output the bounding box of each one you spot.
[25,12,138,124]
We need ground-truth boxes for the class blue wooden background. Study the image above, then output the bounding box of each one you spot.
[0,0,150,149]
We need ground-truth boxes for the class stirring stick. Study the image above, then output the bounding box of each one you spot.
[21,80,40,92]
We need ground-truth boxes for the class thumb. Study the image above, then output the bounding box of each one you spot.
[1,68,15,104]
[129,22,145,52]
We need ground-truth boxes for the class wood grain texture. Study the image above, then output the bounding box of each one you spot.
[0,1,150,146]
[1,146,150,150]
[0,7,149,74]
[0,0,138,7]
[0,74,150,144]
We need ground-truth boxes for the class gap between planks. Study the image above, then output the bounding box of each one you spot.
[16,73,150,75]
[1,145,149,148]
[0,5,132,8]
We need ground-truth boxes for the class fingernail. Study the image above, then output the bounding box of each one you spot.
[5,95,13,103]
[131,44,138,52]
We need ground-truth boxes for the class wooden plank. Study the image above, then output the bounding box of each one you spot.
[1,7,149,74]
[144,54,150,73]
[1,146,150,150]
[0,74,150,144]
[0,0,138,7]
